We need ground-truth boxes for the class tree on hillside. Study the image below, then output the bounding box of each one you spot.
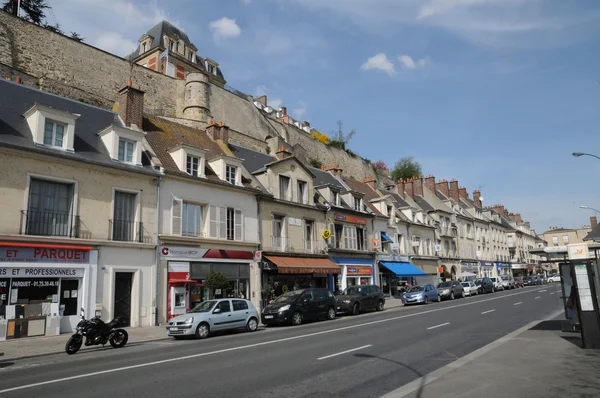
[3,0,83,40]
[391,156,423,181]
[329,120,356,150]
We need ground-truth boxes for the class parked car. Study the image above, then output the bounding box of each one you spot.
[532,275,542,285]
[490,277,504,291]
[514,277,524,288]
[336,285,385,315]
[167,299,259,339]
[402,284,440,305]
[523,276,533,286]
[474,278,494,294]
[437,281,464,300]
[502,276,515,290]
[548,274,562,283]
[261,288,337,326]
[460,281,478,296]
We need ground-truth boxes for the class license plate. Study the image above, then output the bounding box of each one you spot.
[264,315,273,319]
[169,327,177,331]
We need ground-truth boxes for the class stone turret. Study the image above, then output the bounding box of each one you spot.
[183,72,211,122]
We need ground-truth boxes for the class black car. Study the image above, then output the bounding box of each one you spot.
[261,288,337,326]
[474,277,494,294]
[336,285,385,315]
[523,276,533,286]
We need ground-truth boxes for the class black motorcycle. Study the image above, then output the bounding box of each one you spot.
[65,308,129,355]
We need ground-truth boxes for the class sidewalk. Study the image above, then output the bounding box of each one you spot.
[0,326,168,361]
[385,317,600,398]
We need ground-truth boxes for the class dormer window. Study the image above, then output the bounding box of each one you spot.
[118,138,135,163]
[207,156,243,186]
[188,51,194,62]
[207,63,215,74]
[169,145,207,178]
[141,42,147,53]
[24,104,78,151]
[354,197,362,211]
[168,40,175,51]
[226,165,237,184]
[187,155,200,176]
[333,191,340,206]
[98,124,145,166]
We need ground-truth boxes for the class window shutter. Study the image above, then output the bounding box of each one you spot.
[352,227,358,250]
[219,206,227,239]
[171,198,182,235]
[209,205,218,238]
[328,222,336,248]
[344,226,350,250]
[234,209,243,241]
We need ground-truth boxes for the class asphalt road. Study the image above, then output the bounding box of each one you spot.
[0,285,564,398]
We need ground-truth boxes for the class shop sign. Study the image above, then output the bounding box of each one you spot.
[0,278,8,304]
[334,214,367,225]
[160,246,207,258]
[347,266,372,275]
[378,254,410,263]
[0,247,89,264]
[568,244,588,260]
[288,217,302,227]
[480,261,493,267]
[372,239,381,250]
[11,279,60,288]
[0,267,85,278]
[254,251,262,261]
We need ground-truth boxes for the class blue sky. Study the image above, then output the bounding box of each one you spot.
[52,0,600,234]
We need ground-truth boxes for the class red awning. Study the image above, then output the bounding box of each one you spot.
[264,255,341,274]
[0,242,93,250]
[169,279,196,284]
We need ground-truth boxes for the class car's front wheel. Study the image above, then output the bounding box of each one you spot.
[246,317,258,332]
[291,311,303,326]
[195,322,210,339]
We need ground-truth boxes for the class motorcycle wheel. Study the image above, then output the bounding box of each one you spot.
[65,335,83,355]
[109,329,129,348]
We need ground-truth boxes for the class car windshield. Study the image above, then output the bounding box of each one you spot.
[409,286,425,292]
[490,278,497,282]
[273,291,303,303]
[474,279,482,285]
[340,287,364,295]
[461,282,470,287]
[189,300,217,313]
[438,282,452,288]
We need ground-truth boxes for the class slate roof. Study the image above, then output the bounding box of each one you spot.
[0,79,158,176]
[413,195,435,212]
[310,167,346,191]
[339,177,384,217]
[380,190,411,208]
[229,144,275,173]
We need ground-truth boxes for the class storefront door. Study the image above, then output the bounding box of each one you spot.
[114,272,133,326]
[59,279,79,332]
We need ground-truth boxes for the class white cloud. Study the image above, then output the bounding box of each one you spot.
[209,17,242,41]
[269,98,284,110]
[360,53,395,75]
[94,32,138,56]
[398,54,427,69]
[292,101,307,119]
[254,85,283,110]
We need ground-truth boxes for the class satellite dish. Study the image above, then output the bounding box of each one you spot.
[479,196,485,202]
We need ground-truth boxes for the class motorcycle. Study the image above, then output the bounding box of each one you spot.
[65,307,129,355]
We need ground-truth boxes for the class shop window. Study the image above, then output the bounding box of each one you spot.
[215,300,231,313]
[232,300,248,311]
[26,178,74,237]
[10,278,60,305]
[59,279,79,316]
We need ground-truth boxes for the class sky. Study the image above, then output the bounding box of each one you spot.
[48,0,600,234]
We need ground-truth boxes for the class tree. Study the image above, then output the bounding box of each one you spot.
[391,156,423,181]
[329,120,356,150]
[374,160,388,171]
[70,31,84,42]
[204,271,230,298]
[3,0,83,39]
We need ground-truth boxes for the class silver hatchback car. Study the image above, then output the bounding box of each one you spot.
[167,298,259,339]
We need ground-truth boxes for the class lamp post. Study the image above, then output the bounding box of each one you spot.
[572,152,600,161]
[580,205,600,216]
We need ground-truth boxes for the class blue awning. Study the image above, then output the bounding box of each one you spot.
[380,262,426,277]
[380,232,393,243]
[330,257,374,266]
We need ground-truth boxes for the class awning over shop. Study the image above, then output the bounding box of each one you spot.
[381,232,393,243]
[264,256,341,274]
[380,262,426,277]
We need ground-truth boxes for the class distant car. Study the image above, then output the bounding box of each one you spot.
[532,276,542,285]
[502,277,515,290]
[475,278,494,294]
[490,277,504,292]
[262,288,337,326]
[336,285,385,315]
[437,281,464,300]
[523,276,533,286]
[402,284,440,305]
[167,298,259,339]
[460,281,478,296]
[514,277,524,288]
[548,274,562,283]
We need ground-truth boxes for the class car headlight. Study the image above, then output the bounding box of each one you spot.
[443,289,449,293]
[183,317,194,324]
[278,304,290,312]
[342,300,351,304]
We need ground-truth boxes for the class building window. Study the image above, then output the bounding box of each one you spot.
[226,165,237,184]
[354,197,362,211]
[188,51,194,62]
[343,226,357,250]
[425,238,431,256]
[182,202,202,237]
[208,205,242,240]
[141,42,147,53]
[305,220,314,252]
[334,224,343,249]
[279,175,290,200]
[186,155,200,177]
[412,237,421,255]
[297,180,308,204]
[118,139,135,163]
[333,191,340,206]
[562,235,569,244]
[26,178,74,237]
[112,191,138,242]
[207,63,215,74]
[357,227,366,251]
[169,40,175,51]
[43,120,65,148]
[273,215,285,250]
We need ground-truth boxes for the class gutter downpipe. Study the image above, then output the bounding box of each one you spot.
[154,174,162,326]
[256,193,263,313]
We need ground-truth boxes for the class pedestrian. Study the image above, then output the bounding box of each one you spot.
[566,285,579,325]
[239,291,245,299]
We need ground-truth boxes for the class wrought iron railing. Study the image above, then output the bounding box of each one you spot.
[109,219,144,243]
[21,210,81,238]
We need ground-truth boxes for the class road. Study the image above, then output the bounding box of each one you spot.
[0,285,563,398]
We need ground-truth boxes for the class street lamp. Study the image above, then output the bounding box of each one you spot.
[580,205,600,215]
[572,152,600,161]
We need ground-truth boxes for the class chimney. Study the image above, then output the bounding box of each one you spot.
[436,179,449,197]
[362,177,377,191]
[217,121,229,144]
[118,82,145,130]
[321,165,343,177]
[473,190,482,208]
[256,95,267,106]
[591,216,598,229]
[275,145,292,160]
[492,204,505,217]
[524,221,530,228]
[458,186,468,199]
[304,121,310,127]
[405,178,415,199]
[15,76,22,84]
[424,175,435,193]
[396,180,405,199]
[515,213,523,223]
[280,106,287,116]
[448,179,459,201]
[413,177,423,197]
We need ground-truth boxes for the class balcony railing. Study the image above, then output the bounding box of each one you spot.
[21,210,81,238]
[109,219,145,243]
[439,227,454,237]
[303,240,326,254]
[271,236,289,252]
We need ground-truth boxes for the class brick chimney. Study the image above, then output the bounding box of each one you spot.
[280,106,287,116]
[256,95,267,106]
[514,213,523,223]
[275,145,292,160]
[118,81,145,129]
[405,178,415,199]
[321,165,343,177]
[448,179,459,201]
[436,179,449,197]
[413,177,423,197]
[304,121,310,127]
[362,177,377,191]
[492,204,505,217]
[396,180,405,199]
[591,216,598,229]
[206,120,229,144]
[458,186,468,199]
[473,190,482,208]
[424,175,435,193]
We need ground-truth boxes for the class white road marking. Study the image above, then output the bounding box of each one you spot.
[427,322,450,330]
[481,309,496,314]
[535,296,541,300]
[539,290,547,292]
[317,345,372,360]
[0,285,551,395]
[514,302,522,306]
[550,292,555,295]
